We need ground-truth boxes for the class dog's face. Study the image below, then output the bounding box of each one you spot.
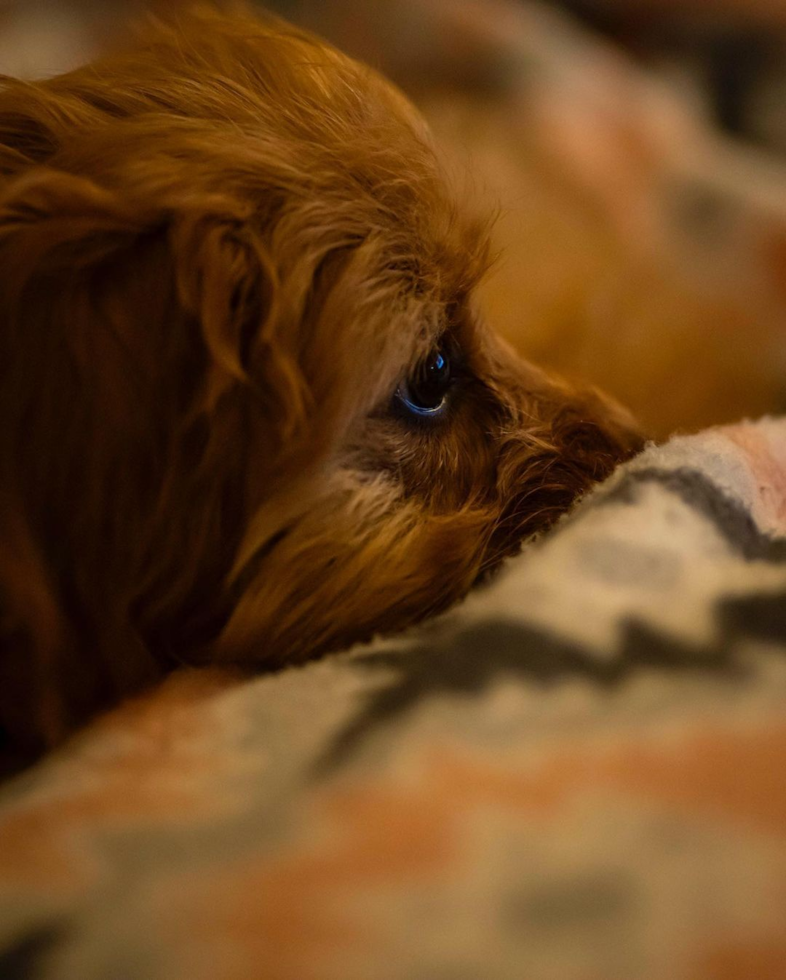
[0,8,641,754]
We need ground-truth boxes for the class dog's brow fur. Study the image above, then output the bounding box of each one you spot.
[0,3,641,765]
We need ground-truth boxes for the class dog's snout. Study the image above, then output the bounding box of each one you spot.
[487,383,644,561]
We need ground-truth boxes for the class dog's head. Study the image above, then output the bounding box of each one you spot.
[0,6,641,756]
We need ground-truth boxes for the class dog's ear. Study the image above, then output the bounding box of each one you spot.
[0,164,299,399]
[0,161,302,758]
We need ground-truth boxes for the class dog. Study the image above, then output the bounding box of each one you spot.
[0,5,641,763]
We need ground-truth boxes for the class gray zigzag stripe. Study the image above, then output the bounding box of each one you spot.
[593,466,786,562]
[317,466,786,774]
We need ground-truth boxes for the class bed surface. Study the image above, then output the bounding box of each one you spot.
[1,418,785,980]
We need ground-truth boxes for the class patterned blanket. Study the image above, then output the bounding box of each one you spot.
[1,417,785,980]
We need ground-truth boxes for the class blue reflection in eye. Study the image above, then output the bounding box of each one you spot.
[397,391,447,417]
[396,346,451,418]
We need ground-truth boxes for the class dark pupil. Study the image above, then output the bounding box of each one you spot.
[409,349,450,409]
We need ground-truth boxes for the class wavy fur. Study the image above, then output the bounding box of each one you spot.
[0,4,641,762]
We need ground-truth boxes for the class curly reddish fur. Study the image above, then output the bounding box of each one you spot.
[0,5,642,763]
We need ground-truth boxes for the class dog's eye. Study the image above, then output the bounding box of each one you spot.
[396,346,452,417]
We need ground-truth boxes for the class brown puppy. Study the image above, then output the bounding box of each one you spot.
[0,6,641,761]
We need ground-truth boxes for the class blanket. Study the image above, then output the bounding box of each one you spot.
[1,417,785,980]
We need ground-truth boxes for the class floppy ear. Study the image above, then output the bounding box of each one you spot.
[0,159,302,761]
[0,169,159,760]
